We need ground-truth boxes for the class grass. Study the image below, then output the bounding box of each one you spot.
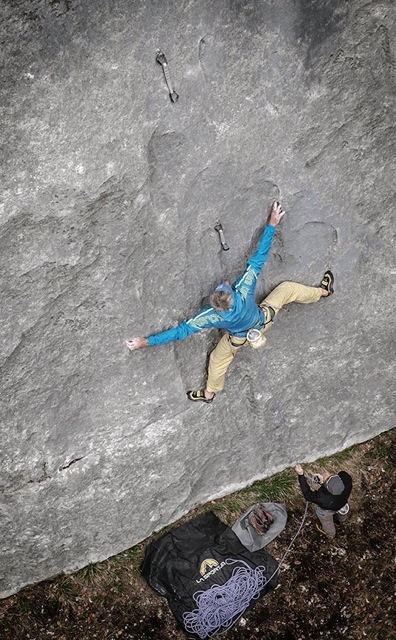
[122,545,144,572]
[315,444,358,468]
[255,469,296,502]
[77,562,105,586]
[56,577,79,602]
[371,431,395,467]
[18,598,32,614]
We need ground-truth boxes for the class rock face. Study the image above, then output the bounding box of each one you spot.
[1,0,395,597]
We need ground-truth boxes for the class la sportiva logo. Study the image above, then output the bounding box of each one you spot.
[196,558,227,583]
[199,558,218,576]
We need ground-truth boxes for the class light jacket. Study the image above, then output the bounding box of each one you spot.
[147,224,276,346]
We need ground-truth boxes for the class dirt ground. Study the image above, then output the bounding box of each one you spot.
[1,430,395,640]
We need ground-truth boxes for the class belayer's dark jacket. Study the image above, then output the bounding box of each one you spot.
[298,471,352,511]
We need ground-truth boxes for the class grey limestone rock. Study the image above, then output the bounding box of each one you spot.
[0,0,395,597]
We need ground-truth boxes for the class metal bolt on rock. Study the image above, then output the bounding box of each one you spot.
[156,49,179,103]
[214,222,230,251]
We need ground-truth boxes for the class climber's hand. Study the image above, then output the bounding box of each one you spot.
[269,201,285,226]
[126,337,148,351]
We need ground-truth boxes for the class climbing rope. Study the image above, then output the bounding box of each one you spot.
[256,355,311,576]
[268,500,309,578]
[182,559,268,638]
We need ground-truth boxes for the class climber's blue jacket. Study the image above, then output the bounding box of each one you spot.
[147,224,276,346]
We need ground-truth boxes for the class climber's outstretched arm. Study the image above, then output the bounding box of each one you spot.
[245,201,285,276]
[126,313,210,351]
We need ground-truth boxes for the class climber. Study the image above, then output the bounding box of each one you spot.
[126,201,334,403]
[294,465,353,537]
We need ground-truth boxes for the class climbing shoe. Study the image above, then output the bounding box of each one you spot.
[248,505,275,535]
[186,389,215,404]
[320,270,334,296]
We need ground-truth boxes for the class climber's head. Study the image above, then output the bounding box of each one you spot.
[210,283,234,312]
[325,474,345,495]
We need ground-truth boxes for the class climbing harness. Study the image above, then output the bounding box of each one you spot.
[229,336,247,347]
[230,304,275,348]
[259,303,276,321]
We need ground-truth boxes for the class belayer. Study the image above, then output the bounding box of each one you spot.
[294,464,352,537]
[126,202,334,403]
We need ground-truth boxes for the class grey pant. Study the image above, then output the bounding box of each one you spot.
[315,506,348,537]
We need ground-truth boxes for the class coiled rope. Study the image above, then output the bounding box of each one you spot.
[182,559,268,638]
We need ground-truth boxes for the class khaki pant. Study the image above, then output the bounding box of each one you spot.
[316,507,349,537]
[206,281,322,393]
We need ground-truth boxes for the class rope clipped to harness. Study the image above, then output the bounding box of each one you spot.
[182,559,268,639]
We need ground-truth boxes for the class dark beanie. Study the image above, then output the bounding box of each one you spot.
[326,475,345,495]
